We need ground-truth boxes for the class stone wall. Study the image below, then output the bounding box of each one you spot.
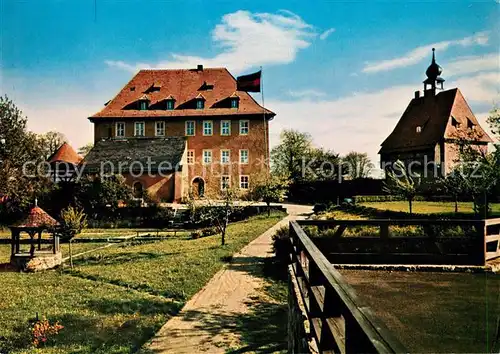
[11,252,62,272]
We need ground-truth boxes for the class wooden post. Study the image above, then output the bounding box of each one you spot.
[38,231,42,251]
[29,231,35,256]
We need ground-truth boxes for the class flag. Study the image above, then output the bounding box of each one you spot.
[236,70,261,92]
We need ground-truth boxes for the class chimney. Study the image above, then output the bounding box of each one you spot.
[197,64,203,71]
[414,91,420,99]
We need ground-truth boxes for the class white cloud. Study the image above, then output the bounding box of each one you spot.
[319,28,335,40]
[287,89,326,98]
[106,10,317,74]
[446,53,499,77]
[362,31,490,74]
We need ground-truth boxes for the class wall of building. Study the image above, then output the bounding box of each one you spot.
[93,116,269,198]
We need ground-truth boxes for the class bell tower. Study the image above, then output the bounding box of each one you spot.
[423,48,445,96]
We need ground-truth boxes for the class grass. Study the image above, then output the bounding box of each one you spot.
[0,212,285,353]
[360,201,500,216]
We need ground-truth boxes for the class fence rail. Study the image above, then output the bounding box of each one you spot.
[288,220,407,353]
[297,218,500,266]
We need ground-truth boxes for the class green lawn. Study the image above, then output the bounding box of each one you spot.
[0,212,285,353]
[360,201,500,216]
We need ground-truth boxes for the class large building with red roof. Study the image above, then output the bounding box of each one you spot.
[84,65,275,202]
[379,49,492,177]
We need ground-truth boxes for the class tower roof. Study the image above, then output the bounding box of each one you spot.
[48,143,83,165]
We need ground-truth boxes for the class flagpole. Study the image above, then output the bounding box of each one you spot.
[260,66,269,178]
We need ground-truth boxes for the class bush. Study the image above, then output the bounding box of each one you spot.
[190,231,201,239]
[201,227,218,237]
[272,226,290,266]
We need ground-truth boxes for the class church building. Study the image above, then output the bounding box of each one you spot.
[379,49,492,177]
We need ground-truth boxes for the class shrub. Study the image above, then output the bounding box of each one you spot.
[190,231,201,239]
[201,227,218,237]
[272,226,290,265]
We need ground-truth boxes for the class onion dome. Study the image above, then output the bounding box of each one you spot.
[425,48,442,80]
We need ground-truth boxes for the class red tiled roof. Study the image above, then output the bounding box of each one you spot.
[13,206,59,228]
[89,68,275,119]
[379,88,493,154]
[48,143,83,165]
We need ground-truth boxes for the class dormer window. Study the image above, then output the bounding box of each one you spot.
[451,116,460,128]
[138,94,150,111]
[416,126,422,133]
[196,100,204,109]
[229,92,240,109]
[467,118,475,130]
[166,100,174,110]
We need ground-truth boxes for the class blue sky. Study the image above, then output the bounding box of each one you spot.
[1,0,499,170]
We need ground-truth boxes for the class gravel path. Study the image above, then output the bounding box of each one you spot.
[143,204,312,353]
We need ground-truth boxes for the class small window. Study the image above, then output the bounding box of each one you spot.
[196,99,205,109]
[221,175,230,190]
[166,100,174,110]
[155,121,165,136]
[187,150,195,164]
[467,118,475,129]
[231,99,239,109]
[221,120,231,136]
[116,122,125,137]
[239,149,249,164]
[135,122,145,137]
[240,175,249,189]
[221,150,230,164]
[203,150,212,164]
[239,120,249,135]
[139,101,148,110]
[185,121,195,136]
[203,121,213,136]
[416,126,422,133]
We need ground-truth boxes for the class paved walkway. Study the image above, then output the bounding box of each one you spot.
[143,204,312,353]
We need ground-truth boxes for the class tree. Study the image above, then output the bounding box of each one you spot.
[78,143,93,157]
[59,206,87,268]
[342,151,374,179]
[252,176,288,216]
[271,129,313,183]
[186,188,241,246]
[440,171,467,213]
[0,95,49,220]
[38,131,68,160]
[74,175,133,217]
[487,106,499,138]
[305,148,341,181]
[383,160,421,216]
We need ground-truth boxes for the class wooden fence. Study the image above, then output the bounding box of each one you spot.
[288,220,407,353]
[296,218,500,266]
[485,218,500,262]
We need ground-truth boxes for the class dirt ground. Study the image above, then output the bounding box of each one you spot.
[340,269,500,353]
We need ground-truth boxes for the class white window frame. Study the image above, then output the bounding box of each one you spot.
[155,121,165,136]
[221,120,231,136]
[187,150,195,164]
[134,121,145,137]
[202,149,212,165]
[115,122,125,138]
[196,99,205,109]
[221,149,231,164]
[203,120,213,136]
[239,149,249,164]
[239,120,249,135]
[239,175,249,189]
[185,121,196,136]
[221,175,231,191]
